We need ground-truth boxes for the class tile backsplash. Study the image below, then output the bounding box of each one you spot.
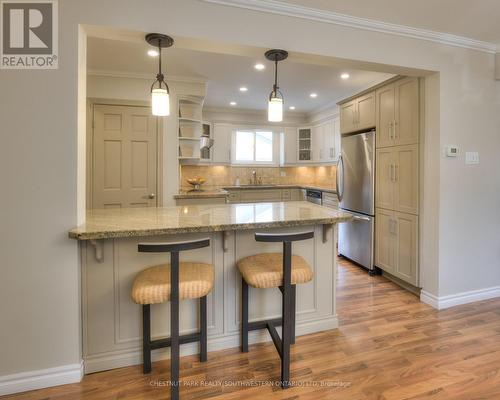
[180,165,336,189]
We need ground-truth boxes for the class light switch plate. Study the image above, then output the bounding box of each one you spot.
[465,151,480,165]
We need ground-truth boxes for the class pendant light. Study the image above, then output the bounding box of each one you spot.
[265,49,288,122]
[145,33,174,116]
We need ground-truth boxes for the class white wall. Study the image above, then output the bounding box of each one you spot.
[1,0,499,386]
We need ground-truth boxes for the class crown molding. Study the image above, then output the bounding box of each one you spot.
[201,0,498,54]
[87,69,207,84]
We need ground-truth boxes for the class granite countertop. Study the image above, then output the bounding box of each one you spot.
[222,184,337,194]
[173,189,229,199]
[69,201,352,240]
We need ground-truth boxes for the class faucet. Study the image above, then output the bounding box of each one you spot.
[252,170,257,185]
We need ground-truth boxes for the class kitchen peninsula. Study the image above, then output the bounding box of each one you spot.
[70,202,351,373]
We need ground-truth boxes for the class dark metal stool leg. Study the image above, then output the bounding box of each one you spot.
[241,277,249,353]
[142,305,152,374]
[281,241,292,389]
[200,295,207,362]
[291,285,296,345]
[170,252,180,400]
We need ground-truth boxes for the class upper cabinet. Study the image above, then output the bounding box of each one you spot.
[376,77,419,148]
[296,117,340,164]
[280,127,297,165]
[297,127,312,162]
[321,118,340,162]
[339,91,375,134]
[211,122,232,164]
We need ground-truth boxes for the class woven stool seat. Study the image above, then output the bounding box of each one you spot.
[132,262,214,304]
[237,253,313,289]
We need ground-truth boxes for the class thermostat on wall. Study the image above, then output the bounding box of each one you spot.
[445,146,459,157]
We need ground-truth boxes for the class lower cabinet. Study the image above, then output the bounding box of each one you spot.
[375,208,418,286]
[240,189,282,202]
[227,188,304,203]
[322,192,338,208]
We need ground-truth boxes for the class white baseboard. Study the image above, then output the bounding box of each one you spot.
[0,361,83,396]
[84,316,338,373]
[421,286,500,310]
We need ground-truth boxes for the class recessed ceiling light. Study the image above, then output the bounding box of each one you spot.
[147,49,159,57]
[289,106,296,110]
[254,63,265,70]
[239,87,248,92]
[230,101,237,106]
[341,73,350,79]
[310,93,318,98]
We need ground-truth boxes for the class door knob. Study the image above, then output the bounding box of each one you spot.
[148,193,156,199]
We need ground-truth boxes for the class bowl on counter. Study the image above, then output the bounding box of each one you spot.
[186,177,206,191]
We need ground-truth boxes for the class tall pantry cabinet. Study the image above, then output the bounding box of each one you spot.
[374,77,420,286]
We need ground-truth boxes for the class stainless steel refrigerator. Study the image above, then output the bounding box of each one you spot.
[337,129,375,272]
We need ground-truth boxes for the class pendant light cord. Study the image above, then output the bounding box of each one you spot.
[273,58,278,92]
[157,39,163,81]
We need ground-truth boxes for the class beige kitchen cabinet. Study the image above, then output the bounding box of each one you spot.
[280,127,297,165]
[227,191,240,203]
[376,144,418,215]
[175,197,227,206]
[375,84,395,148]
[281,189,292,201]
[212,123,232,164]
[375,208,418,286]
[339,91,375,134]
[375,147,395,211]
[322,192,339,209]
[376,77,419,148]
[375,208,394,273]
[240,189,282,202]
[340,100,357,134]
[291,188,304,201]
[356,91,376,131]
[226,188,305,203]
[322,118,340,162]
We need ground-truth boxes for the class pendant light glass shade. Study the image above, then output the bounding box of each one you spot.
[268,95,283,122]
[152,88,170,116]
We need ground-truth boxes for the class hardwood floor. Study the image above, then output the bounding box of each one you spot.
[5,257,500,399]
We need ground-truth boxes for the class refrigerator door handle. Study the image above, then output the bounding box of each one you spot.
[336,154,344,202]
[353,215,371,222]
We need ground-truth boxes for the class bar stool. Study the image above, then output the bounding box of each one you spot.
[237,231,314,388]
[131,238,214,400]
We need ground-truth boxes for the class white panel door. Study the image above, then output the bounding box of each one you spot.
[92,105,158,209]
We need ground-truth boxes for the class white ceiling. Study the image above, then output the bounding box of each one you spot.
[87,37,393,113]
[282,0,500,45]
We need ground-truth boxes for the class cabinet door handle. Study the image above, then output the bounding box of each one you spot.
[393,120,397,139]
[390,164,395,181]
[394,164,398,181]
